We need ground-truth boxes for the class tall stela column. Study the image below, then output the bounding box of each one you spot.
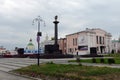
[53,15,59,46]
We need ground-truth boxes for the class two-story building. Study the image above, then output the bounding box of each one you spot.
[66,28,112,55]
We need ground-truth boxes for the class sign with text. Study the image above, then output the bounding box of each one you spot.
[78,46,88,50]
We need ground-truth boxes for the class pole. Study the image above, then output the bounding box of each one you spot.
[33,16,45,66]
[38,19,40,66]
[37,34,40,66]
[38,36,40,66]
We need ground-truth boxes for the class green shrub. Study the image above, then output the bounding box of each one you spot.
[108,58,115,64]
[92,58,96,63]
[46,61,54,64]
[100,58,104,63]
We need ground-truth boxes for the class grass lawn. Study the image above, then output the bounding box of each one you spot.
[104,53,120,57]
[69,53,120,64]
[12,62,120,80]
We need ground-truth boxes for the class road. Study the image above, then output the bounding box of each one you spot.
[0,58,37,72]
[0,70,33,80]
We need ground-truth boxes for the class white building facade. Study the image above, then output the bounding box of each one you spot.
[112,39,120,53]
[66,28,112,55]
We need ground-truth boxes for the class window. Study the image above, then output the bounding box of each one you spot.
[96,36,98,44]
[73,38,77,46]
[73,38,74,46]
[99,36,102,44]
[64,43,66,47]
[103,37,104,44]
[69,48,72,53]
[75,38,77,45]
[114,44,116,47]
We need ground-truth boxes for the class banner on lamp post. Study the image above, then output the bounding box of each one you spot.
[37,36,40,43]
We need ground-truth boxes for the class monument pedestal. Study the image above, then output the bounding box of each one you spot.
[45,44,62,54]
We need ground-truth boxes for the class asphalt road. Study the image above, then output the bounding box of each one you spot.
[0,70,34,80]
[0,58,38,80]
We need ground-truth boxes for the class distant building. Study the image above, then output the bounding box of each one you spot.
[112,37,120,53]
[41,34,53,46]
[26,39,35,50]
[40,34,54,53]
[66,28,112,55]
[58,38,67,54]
[9,50,18,55]
[0,46,7,55]
[25,39,35,53]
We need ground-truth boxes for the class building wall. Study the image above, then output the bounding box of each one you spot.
[93,29,108,53]
[112,40,120,53]
[77,32,89,55]
[66,33,78,55]
[58,38,67,54]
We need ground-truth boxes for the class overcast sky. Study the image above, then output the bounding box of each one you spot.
[0,0,120,50]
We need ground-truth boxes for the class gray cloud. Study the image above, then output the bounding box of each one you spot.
[0,0,120,49]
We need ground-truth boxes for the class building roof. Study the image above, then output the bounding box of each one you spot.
[66,28,112,37]
[66,28,100,36]
[112,40,120,43]
[27,39,34,46]
[27,43,34,46]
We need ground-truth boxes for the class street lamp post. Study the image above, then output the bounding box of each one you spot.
[33,16,45,66]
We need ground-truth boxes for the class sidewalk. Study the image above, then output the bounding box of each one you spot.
[44,58,120,68]
[68,62,120,68]
[81,63,120,68]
